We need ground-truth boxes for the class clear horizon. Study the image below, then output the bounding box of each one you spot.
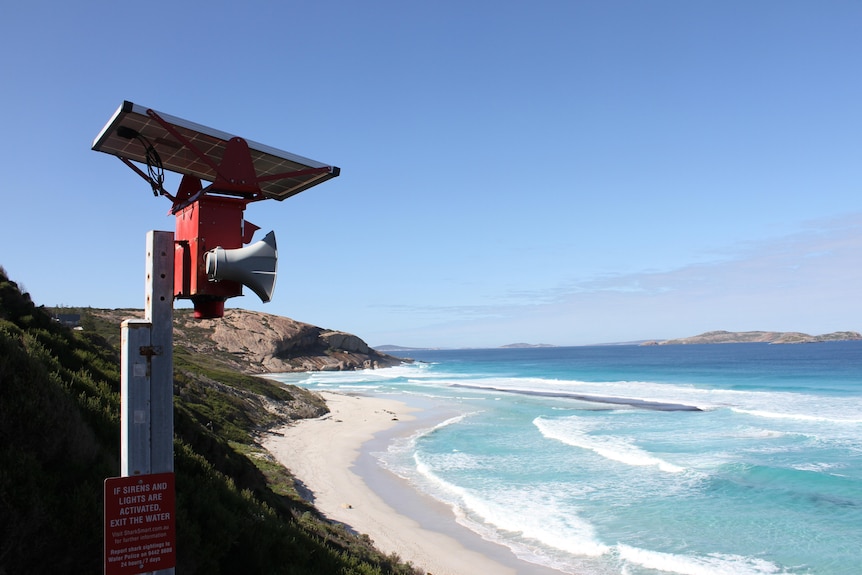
[373,329,861,350]
[3,1,861,348]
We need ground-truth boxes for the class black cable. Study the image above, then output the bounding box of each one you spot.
[117,126,165,196]
[143,139,165,197]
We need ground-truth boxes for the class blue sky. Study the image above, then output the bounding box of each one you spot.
[2,1,860,348]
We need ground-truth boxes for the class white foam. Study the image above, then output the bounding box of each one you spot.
[791,461,841,473]
[534,416,686,473]
[412,453,611,558]
[617,544,789,575]
[731,407,862,425]
[380,412,481,474]
[733,427,788,439]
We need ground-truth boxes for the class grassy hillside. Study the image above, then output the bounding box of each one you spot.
[0,268,423,575]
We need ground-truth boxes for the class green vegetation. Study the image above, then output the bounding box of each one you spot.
[0,268,423,575]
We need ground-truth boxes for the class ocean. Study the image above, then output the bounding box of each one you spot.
[271,342,862,575]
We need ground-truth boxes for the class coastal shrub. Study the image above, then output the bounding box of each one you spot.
[1,268,424,575]
[0,315,116,573]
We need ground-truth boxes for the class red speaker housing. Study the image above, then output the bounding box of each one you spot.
[173,177,259,319]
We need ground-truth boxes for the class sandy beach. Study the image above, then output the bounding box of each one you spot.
[263,391,559,575]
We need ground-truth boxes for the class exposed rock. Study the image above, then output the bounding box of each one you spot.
[93,308,405,374]
[181,309,404,373]
[321,331,371,354]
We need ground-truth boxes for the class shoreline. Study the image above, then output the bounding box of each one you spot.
[262,391,565,575]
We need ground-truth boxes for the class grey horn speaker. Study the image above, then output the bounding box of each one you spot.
[205,230,278,302]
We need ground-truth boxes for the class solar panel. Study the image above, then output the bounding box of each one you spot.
[92,101,340,201]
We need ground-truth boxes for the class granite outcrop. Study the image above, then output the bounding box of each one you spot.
[93,308,403,374]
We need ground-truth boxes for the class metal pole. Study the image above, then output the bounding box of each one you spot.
[119,230,175,575]
[145,230,174,475]
[121,319,152,476]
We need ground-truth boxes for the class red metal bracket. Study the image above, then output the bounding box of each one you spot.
[146,109,225,180]
[146,109,266,201]
[144,108,335,204]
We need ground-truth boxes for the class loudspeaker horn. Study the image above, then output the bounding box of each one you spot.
[205,230,278,302]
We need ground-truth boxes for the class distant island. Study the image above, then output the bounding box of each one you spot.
[642,330,862,346]
[382,331,862,352]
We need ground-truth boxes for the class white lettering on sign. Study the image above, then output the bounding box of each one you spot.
[122,483,150,494]
[105,473,176,575]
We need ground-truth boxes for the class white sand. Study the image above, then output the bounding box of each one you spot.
[262,391,521,575]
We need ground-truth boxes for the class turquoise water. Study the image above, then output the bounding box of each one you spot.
[272,343,862,575]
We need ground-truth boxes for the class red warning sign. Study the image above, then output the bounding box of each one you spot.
[104,472,176,575]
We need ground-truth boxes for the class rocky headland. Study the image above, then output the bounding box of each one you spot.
[92,308,404,373]
[642,330,862,346]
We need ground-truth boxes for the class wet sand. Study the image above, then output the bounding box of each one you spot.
[263,391,566,575]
